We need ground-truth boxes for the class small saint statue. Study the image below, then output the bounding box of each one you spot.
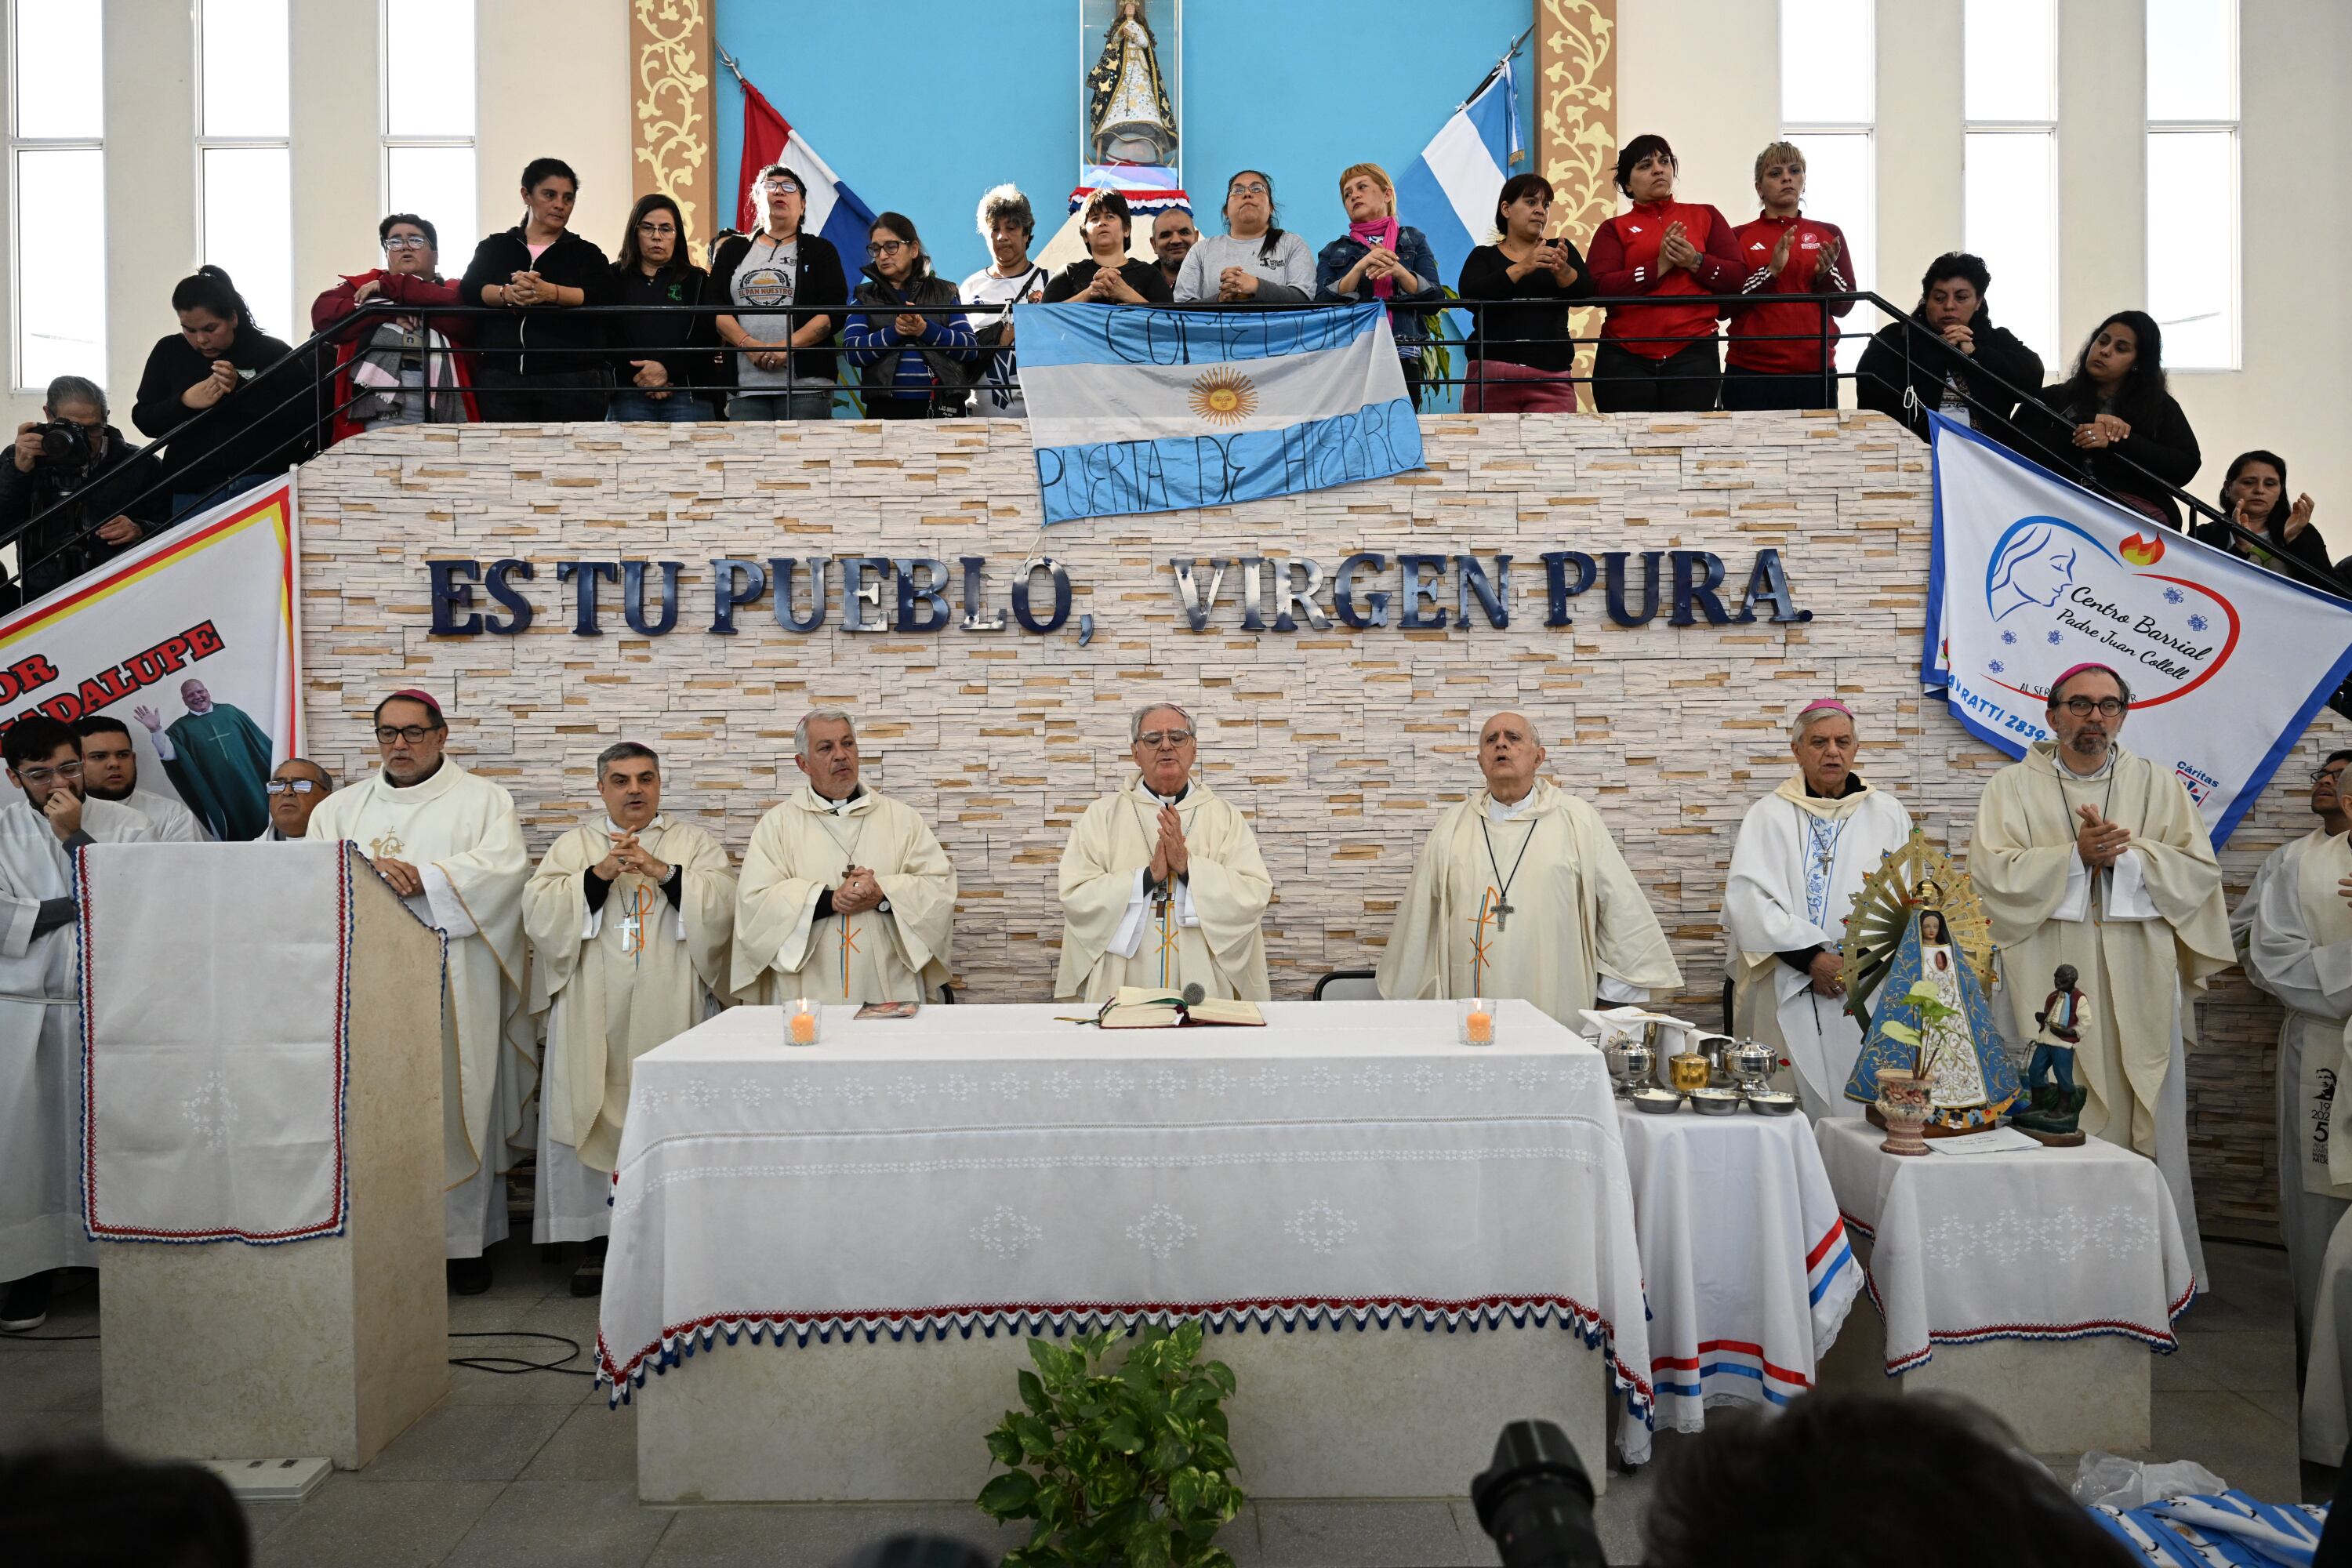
[1088,0,1178,165]
[2012,963,2092,1143]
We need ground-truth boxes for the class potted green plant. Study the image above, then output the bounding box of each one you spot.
[1873,978,1962,1156]
[976,1321,1244,1568]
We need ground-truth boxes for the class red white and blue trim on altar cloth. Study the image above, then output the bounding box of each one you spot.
[77,844,355,1245]
[1647,1217,1859,1421]
[1840,1209,2198,1375]
[595,1294,1660,1436]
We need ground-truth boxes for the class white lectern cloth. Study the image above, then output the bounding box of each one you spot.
[1621,1109,1862,1430]
[82,841,369,1243]
[1814,1117,2196,1374]
[595,1000,1662,1460]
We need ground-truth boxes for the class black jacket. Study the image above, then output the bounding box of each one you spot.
[1457,241,1597,374]
[131,328,318,495]
[1040,258,1174,304]
[457,227,616,376]
[608,263,724,397]
[708,230,850,387]
[2017,381,2201,529]
[1855,306,2044,449]
[0,426,165,604]
[2192,508,2336,588]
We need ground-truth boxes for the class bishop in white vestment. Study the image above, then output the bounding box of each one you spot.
[1724,699,1914,1117]
[2241,748,2352,1351]
[0,717,156,1332]
[527,744,735,1265]
[1377,712,1680,1025]
[735,710,957,1004]
[1973,665,2232,1286]
[306,691,532,1287]
[1057,703,1272,1001]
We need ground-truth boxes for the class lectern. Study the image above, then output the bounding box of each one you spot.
[81,840,448,1470]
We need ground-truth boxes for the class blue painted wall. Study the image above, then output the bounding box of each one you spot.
[713,0,1535,281]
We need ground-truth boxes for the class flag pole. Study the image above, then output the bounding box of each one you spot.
[1457,23,1536,111]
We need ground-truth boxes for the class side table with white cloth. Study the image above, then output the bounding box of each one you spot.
[1619,1107,1863,1430]
[1813,1117,2196,1452]
[82,843,451,1469]
[596,1000,1657,1505]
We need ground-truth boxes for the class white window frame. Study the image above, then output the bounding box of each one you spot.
[1776,1,1878,387]
[2145,1,2241,372]
[1961,0,2060,375]
[194,0,292,332]
[7,0,106,394]
[379,0,477,232]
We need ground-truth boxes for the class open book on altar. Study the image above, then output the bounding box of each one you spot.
[1098,987,1267,1029]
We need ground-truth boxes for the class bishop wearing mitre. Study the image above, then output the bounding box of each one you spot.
[1378,711,1680,1023]
[1973,663,2233,1283]
[1723,699,1914,1118]
[1057,703,1272,1001]
[524,742,734,1291]
[307,690,532,1294]
[734,709,957,1004]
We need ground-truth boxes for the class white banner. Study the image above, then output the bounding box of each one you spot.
[0,478,303,839]
[1924,416,2352,844]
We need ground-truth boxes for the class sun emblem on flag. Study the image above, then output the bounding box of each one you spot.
[1188,366,1258,426]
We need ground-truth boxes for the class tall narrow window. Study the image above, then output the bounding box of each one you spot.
[383,0,476,254]
[1962,0,2058,374]
[9,0,107,389]
[2147,0,2238,370]
[197,0,293,341]
[1777,0,1877,375]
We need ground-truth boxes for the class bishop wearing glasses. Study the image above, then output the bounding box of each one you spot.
[1969,662,2232,1284]
[305,688,532,1294]
[1056,704,1272,1002]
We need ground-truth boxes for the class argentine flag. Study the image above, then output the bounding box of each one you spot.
[1395,59,1523,298]
[1017,304,1424,525]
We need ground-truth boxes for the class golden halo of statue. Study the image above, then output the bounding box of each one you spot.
[1838,828,1995,1014]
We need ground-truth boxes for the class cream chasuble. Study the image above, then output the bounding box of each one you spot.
[1724,775,1914,1118]
[1376,780,1681,1026]
[2241,826,2352,1349]
[1056,778,1272,1001]
[733,787,956,1004]
[0,798,154,1282]
[525,815,735,1172]
[307,760,533,1193]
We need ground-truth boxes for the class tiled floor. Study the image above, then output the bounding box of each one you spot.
[0,1236,2318,1566]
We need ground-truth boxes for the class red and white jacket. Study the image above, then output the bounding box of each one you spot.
[1727,212,1856,375]
[1585,200,1744,359]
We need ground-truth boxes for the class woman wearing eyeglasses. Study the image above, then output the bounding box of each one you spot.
[1174,170,1315,305]
[310,212,478,446]
[457,158,618,423]
[607,194,721,422]
[842,213,980,419]
[710,164,851,421]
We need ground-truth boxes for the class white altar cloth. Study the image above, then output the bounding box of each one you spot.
[82,841,364,1245]
[1814,1117,2196,1374]
[1621,1106,1861,1429]
[594,999,1661,1458]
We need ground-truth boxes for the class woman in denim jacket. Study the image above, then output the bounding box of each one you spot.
[1313,162,1443,407]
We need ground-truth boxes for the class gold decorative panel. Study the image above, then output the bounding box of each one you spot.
[1537,0,1616,382]
[631,0,715,253]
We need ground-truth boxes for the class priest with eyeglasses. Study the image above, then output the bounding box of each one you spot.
[1377,710,1679,1026]
[256,758,333,840]
[305,688,531,1295]
[1970,662,2232,1285]
[1056,703,1272,1002]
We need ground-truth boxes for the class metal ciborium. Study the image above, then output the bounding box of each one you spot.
[1581,1008,1658,1099]
[1724,1036,1777,1096]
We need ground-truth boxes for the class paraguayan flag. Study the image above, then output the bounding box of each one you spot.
[1017,303,1425,525]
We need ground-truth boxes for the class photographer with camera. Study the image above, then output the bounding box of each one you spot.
[0,376,163,608]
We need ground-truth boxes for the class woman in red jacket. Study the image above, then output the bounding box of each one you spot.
[1584,134,1744,412]
[310,213,477,445]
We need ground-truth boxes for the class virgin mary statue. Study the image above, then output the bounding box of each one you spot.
[1088,0,1178,165]
[1844,905,2020,1131]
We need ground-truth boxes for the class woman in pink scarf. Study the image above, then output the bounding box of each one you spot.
[1314,162,1444,407]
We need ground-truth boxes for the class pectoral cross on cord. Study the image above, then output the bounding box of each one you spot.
[1478,815,1539,934]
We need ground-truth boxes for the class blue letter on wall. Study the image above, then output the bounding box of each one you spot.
[428,559,482,636]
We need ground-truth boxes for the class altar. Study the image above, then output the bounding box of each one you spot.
[594,999,1653,1504]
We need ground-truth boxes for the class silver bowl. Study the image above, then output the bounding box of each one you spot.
[1689,1087,1743,1116]
[1745,1091,1799,1116]
[1630,1088,1684,1116]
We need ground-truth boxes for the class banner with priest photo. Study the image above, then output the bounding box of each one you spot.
[1018,302,1425,524]
[0,477,303,842]
[1923,413,2352,846]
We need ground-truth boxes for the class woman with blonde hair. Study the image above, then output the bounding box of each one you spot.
[1313,162,1443,405]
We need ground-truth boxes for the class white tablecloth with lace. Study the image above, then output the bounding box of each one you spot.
[593,999,1660,1458]
[1621,1108,1862,1430]
[1813,1117,2196,1374]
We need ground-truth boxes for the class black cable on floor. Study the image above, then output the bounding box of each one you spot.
[448,1329,595,1377]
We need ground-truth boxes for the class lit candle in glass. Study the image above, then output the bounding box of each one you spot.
[1461,998,1495,1047]
[788,1000,820,1047]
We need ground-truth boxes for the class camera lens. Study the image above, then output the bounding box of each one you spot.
[38,424,78,459]
[1470,1419,1607,1568]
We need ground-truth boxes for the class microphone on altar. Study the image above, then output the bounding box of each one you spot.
[1183,982,1206,1007]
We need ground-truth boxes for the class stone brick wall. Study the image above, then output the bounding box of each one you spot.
[294,410,2334,1240]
